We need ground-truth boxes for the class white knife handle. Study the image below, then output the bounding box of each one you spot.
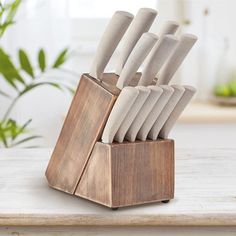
[125,86,163,142]
[158,20,179,37]
[101,87,139,144]
[89,11,134,80]
[115,8,157,75]
[156,34,198,85]
[137,85,174,141]
[138,35,178,86]
[159,86,196,139]
[116,32,158,90]
[114,86,150,143]
[148,85,185,140]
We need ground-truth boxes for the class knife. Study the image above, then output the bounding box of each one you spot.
[148,85,185,140]
[136,85,174,141]
[116,32,158,89]
[158,20,179,36]
[101,87,139,144]
[156,34,198,85]
[125,86,163,142]
[138,35,178,86]
[114,86,150,143]
[89,11,134,80]
[159,85,196,139]
[115,8,157,75]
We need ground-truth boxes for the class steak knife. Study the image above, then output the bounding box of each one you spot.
[148,85,185,140]
[101,87,139,144]
[114,86,150,143]
[137,85,174,141]
[156,34,198,85]
[138,35,178,86]
[89,11,134,80]
[116,32,158,89]
[159,85,196,139]
[125,86,163,142]
[115,8,157,75]
[158,20,179,36]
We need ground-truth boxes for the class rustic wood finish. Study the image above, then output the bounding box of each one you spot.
[46,74,120,193]
[46,72,174,208]
[77,139,174,208]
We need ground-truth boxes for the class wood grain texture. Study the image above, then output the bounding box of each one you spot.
[76,140,174,208]
[1,149,236,226]
[46,74,119,194]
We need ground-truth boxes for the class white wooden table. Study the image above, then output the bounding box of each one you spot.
[0,148,235,235]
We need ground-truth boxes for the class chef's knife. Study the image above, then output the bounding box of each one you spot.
[116,32,158,89]
[125,86,163,142]
[137,85,174,141]
[114,86,150,143]
[115,8,157,75]
[158,20,179,37]
[101,87,139,144]
[159,85,196,139]
[156,34,198,85]
[148,85,185,140]
[138,35,178,86]
[89,11,134,80]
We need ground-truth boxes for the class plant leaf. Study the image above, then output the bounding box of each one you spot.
[0,0,21,37]
[52,48,68,68]
[0,48,25,89]
[38,49,46,72]
[0,88,10,98]
[19,82,62,97]
[18,49,34,77]
[11,135,41,147]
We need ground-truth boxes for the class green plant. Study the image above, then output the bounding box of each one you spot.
[0,0,76,148]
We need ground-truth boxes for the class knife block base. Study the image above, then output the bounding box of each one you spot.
[45,73,175,208]
[76,140,174,208]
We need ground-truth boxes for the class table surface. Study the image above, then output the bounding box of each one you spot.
[179,101,236,123]
[0,148,235,227]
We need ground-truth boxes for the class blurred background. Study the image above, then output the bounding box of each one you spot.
[0,0,236,149]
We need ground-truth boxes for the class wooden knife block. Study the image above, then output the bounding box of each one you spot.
[45,73,175,209]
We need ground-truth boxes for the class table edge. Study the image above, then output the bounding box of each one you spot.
[0,213,236,226]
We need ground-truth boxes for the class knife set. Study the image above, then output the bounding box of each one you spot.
[46,8,197,209]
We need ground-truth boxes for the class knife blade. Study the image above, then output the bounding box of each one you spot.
[116,32,158,89]
[156,34,198,85]
[115,8,157,75]
[89,11,134,80]
[137,85,174,141]
[158,20,179,36]
[101,87,139,144]
[148,85,185,140]
[114,86,150,143]
[125,86,163,142]
[159,85,196,139]
[138,35,178,86]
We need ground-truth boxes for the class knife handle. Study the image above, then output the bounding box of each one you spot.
[156,34,198,85]
[101,87,139,144]
[137,85,174,141]
[125,86,163,142]
[114,86,150,143]
[158,20,179,37]
[89,11,134,80]
[115,8,157,75]
[148,85,185,140]
[138,35,178,86]
[159,85,196,139]
[116,32,158,90]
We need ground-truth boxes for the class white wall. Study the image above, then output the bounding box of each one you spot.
[1,0,236,147]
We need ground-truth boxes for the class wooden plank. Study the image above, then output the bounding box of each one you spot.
[45,74,119,194]
[77,140,174,207]
[0,148,236,226]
